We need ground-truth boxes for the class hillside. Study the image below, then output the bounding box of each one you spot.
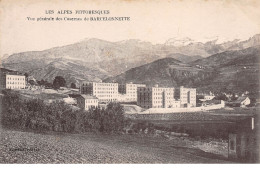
[2,34,260,86]
[191,46,260,68]
[104,58,215,88]
[166,53,202,63]
[105,46,260,94]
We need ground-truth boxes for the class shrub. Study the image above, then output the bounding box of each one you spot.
[2,90,127,134]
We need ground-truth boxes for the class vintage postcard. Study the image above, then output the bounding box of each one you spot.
[0,0,259,164]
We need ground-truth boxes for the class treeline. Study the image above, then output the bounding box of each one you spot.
[2,90,127,134]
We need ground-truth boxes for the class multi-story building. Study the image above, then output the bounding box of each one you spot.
[77,94,99,111]
[137,85,177,109]
[0,68,26,89]
[179,86,196,107]
[118,82,146,102]
[80,82,118,103]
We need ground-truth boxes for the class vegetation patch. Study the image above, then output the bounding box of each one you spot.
[2,90,126,134]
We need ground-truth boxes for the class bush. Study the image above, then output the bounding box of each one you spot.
[2,90,127,134]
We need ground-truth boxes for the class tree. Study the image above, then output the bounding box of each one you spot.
[53,76,66,89]
[45,82,53,89]
[24,73,29,82]
[214,93,228,101]
[24,73,29,78]
[28,79,36,85]
[37,79,45,86]
[71,83,76,89]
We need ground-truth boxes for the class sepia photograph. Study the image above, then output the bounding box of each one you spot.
[0,0,259,165]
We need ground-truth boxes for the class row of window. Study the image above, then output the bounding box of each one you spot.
[96,94,117,98]
[6,86,25,89]
[153,93,173,95]
[126,90,137,93]
[85,105,98,109]
[94,83,117,87]
[7,77,25,81]
[81,87,117,91]
[99,99,117,102]
[85,100,98,103]
[7,82,25,85]
[95,88,117,90]
[94,91,117,94]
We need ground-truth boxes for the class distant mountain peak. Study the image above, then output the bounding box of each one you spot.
[164,37,195,46]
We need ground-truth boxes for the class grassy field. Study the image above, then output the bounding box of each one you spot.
[126,109,258,142]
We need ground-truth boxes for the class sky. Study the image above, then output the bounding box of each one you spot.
[0,0,260,57]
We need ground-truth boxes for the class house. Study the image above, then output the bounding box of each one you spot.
[199,95,215,102]
[202,99,223,107]
[77,94,99,111]
[204,95,215,101]
[228,96,251,107]
[63,97,77,105]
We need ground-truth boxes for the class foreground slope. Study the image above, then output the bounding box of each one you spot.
[0,128,230,163]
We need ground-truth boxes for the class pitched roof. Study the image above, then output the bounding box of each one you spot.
[79,94,98,99]
[232,96,249,104]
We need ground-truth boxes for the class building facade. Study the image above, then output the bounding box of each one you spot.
[137,85,177,109]
[0,68,26,89]
[80,82,118,103]
[77,95,99,111]
[1,74,26,89]
[180,86,196,107]
[118,82,146,102]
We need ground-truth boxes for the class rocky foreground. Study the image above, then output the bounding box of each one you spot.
[0,127,231,164]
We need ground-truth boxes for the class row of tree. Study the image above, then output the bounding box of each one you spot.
[25,73,77,89]
[2,90,127,133]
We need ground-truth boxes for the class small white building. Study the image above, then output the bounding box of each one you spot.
[77,94,99,111]
[229,96,251,107]
[63,97,77,105]
[204,95,215,101]
[169,100,181,108]
[237,97,251,107]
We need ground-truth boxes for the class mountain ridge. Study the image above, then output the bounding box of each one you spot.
[1,34,260,88]
[105,46,260,94]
